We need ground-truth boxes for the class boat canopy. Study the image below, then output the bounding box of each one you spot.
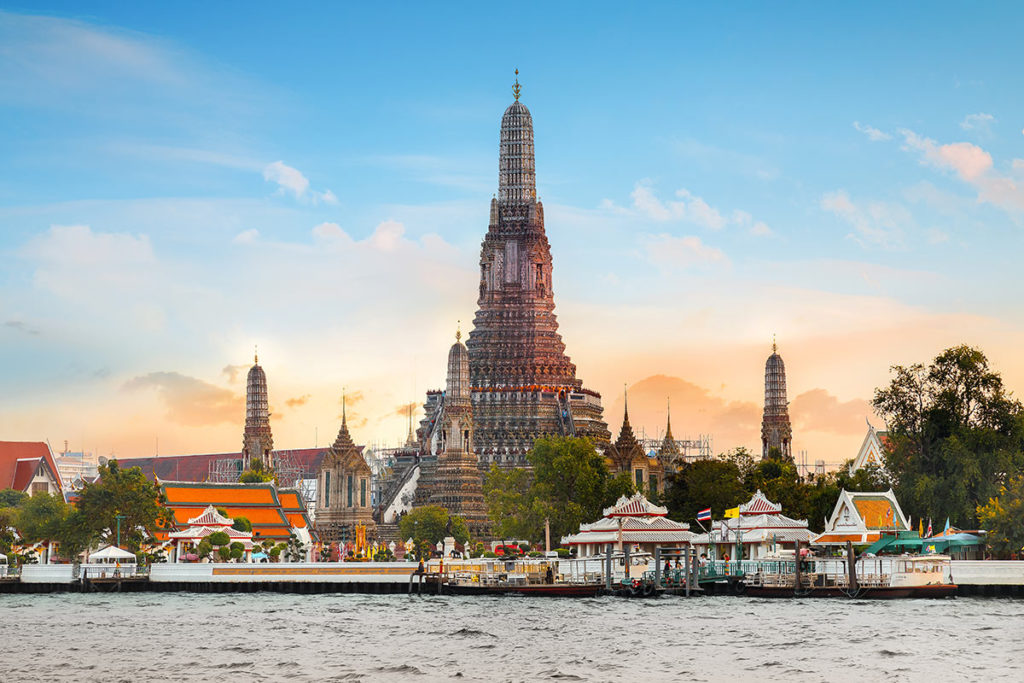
[922,533,985,554]
[863,531,923,555]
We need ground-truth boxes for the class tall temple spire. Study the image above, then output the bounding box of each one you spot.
[333,389,356,452]
[461,76,609,467]
[512,68,521,101]
[242,352,274,468]
[658,397,680,459]
[761,340,793,460]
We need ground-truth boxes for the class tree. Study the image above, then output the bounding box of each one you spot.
[0,489,29,508]
[208,531,230,547]
[399,506,469,546]
[662,458,746,525]
[76,460,173,551]
[483,465,542,541]
[873,345,1024,527]
[977,475,1024,558]
[16,493,92,561]
[239,459,275,484]
[231,516,252,533]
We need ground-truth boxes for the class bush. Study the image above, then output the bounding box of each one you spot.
[231,516,252,533]
[217,546,231,561]
[196,539,212,559]
[528,551,542,557]
[268,546,282,560]
[518,543,531,552]
[229,542,244,553]
[555,548,571,558]
[230,547,243,561]
[482,551,497,558]
[208,531,230,547]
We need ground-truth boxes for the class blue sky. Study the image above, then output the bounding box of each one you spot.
[2,3,1024,462]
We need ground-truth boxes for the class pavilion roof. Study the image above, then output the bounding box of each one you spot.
[186,505,234,527]
[603,493,668,517]
[740,489,782,515]
[158,480,303,541]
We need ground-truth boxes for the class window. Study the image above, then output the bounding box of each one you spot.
[31,482,49,495]
[649,474,658,492]
[634,468,644,489]
[347,475,354,507]
[360,478,366,507]
[323,471,331,508]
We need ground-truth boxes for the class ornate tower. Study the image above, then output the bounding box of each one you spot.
[315,395,376,544]
[242,351,274,468]
[761,340,793,460]
[606,390,663,493]
[657,399,681,466]
[465,72,610,467]
[429,329,491,538]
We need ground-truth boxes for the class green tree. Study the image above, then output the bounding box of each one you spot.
[231,516,252,532]
[977,475,1024,558]
[873,345,1024,527]
[483,465,542,541]
[0,489,29,508]
[399,505,470,546]
[663,457,747,525]
[207,531,230,547]
[76,460,173,551]
[16,493,93,561]
[239,459,275,484]
[196,539,212,559]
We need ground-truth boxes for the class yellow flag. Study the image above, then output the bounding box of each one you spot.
[919,518,923,536]
[724,507,740,519]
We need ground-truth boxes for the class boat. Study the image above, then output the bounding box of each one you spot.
[740,551,957,598]
[438,556,603,597]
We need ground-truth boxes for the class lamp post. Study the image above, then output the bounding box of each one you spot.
[115,514,127,549]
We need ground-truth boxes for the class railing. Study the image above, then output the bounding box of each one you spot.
[81,565,150,580]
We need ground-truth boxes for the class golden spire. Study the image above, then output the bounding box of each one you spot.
[456,319,462,342]
[512,68,521,101]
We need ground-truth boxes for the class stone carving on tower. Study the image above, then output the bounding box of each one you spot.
[761,339,793,460]
[314,394,376,544]
[464,71,610,467]
[428,328,491,538]
[241,351,274,469]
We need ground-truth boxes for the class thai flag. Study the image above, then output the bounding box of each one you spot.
[697,508,712,522]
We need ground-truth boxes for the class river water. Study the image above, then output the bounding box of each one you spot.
[1,593,1021,682]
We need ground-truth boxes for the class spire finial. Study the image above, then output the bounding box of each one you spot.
[512,68,521,101]
[456,320,461,342]
[623,383,629,421]
[341,388,347,426]
[254,345,258,364]
[772,333,777,354]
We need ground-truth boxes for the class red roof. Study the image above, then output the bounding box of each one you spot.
[117,447,332,484]
[0,441,64,492]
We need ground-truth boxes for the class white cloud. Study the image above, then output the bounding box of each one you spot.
[751,221,774,237]
[263,160,310,198]
[960,113,995,131]
[262,160,337,204]
[607,181,764,234]
[643,233,729,269]
[232,229,259,245]
[22,224,154,266]
[821,190,909,249]
[853,121,891,141]
[899,129,1024,214]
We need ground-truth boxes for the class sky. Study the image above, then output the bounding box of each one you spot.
[2,3,1024,466]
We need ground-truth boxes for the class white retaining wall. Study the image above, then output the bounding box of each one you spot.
[150,561,420,583]
[21,565,74,583]
[951,560,1024,585]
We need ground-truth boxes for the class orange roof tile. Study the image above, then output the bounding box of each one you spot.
[854,499,899,529]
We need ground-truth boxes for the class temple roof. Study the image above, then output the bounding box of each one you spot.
[603,492,668,518]
[186,505,234,527]
[0,441,64,493]
[158,480,305,541]
[740,489,783,515]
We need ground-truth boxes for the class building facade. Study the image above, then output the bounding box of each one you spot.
[760,341,793,460]
[314,403,376,544]
[462,76,610,467]
[605,395,665,495]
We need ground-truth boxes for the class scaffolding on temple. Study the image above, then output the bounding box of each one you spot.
[638,430,714,467]
[207,456,244,483]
